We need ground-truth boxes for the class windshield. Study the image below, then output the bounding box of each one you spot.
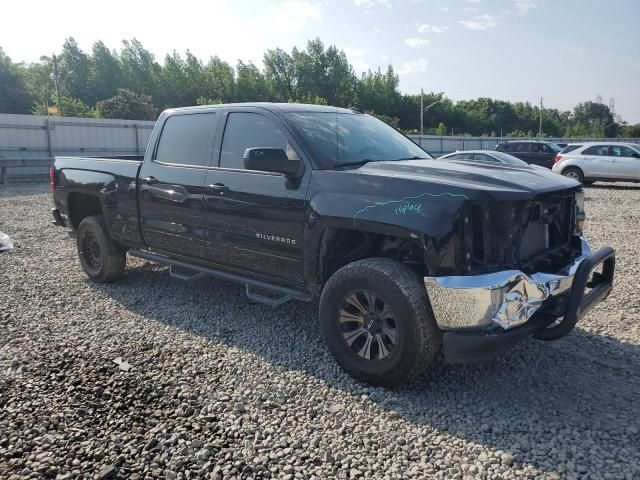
[491,151,528,165]
[287,111,432,167]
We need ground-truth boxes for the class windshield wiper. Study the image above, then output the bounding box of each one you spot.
[334,159,373,170]
[393,156,429,161]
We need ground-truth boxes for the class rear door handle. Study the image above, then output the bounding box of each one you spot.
[207,183,229,193]
[141,176,158,185]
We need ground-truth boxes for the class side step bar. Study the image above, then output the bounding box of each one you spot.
[128,249,311,305]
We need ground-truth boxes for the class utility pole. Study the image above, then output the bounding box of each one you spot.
[538,97,543,138]
[52,54,62,116]
[420,88,424,146]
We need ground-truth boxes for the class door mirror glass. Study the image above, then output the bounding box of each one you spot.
[244,148,301,176]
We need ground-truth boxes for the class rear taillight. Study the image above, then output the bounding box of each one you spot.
[49,167,55,193]
[554,154,563,164]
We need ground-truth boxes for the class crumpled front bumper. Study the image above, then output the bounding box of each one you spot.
[424,239,616,362]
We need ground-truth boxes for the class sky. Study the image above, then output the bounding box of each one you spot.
[2,0,639,122]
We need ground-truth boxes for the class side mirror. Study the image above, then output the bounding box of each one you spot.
[243,148,301,176]
[631,152,640,159]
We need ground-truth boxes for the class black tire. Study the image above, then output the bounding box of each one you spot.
[76,215,126,283]
[319,258,441,386]
[562,166,584,183]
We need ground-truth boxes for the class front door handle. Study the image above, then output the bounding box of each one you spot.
[207,183,229,193]
[141,176,158,185]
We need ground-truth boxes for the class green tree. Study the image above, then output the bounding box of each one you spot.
[623,123,640,138]
[235,61,269,102]
[59,38,91,103]
[570,101,618,137]
[0,48,33,114]
[435,122,447,136]
[263,48,296,101]
[119,39,160,97]
[96,88,156,120]
[201,56,235,103]
[88,41,123,104]
[357,66,402,119]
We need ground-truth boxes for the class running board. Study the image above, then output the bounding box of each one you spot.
[169,265,205,282]
[245,285,293,307]
[128,249,311,304]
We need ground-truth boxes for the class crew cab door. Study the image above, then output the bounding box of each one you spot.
[609,145,640,180]
[202,108,309,284]
[138,111,219,258]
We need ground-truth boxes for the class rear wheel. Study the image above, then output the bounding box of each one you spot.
[319,258,441,386]
[562,167,584,183]
[76,215,126,283]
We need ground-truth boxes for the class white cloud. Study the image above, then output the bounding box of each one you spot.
[269,1,322,32]
[459,14,499,30]
[513,0,541,15]
[466,0,481,2]
[416,23,449,34]
[404,37,431,48]
[398,58,428,75]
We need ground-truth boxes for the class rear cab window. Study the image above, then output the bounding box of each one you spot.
[155,113,218,166]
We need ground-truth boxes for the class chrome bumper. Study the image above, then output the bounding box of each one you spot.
[425,239,593,331]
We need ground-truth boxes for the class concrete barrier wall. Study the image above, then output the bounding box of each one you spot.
[0,114,154,183]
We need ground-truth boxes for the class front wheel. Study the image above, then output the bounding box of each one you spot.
[76,215,126,283]
[319,258,441,386]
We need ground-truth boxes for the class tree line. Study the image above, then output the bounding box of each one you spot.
[1,37,638,138]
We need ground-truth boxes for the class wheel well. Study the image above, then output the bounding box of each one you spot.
[67,193,103,229]
[562,165,583,175]
[318,227,427,284]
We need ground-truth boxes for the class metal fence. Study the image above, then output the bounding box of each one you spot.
[0,114,154,183]
[409,135,640,157]
[1,113,639,183]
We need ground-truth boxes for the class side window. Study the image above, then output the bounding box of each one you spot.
[583,145,610,156]
[514,143,529,153]
[538,144,553,153]
[497,143,509,151]
[611,146,636,157]
[220,112,288,170]
[155,113,217,166]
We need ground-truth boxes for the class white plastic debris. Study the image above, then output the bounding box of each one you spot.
[0,232,13,252]
[113,357,133,372]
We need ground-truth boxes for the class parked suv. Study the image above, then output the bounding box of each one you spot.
[495,140,562,168]
[552,142,640,184]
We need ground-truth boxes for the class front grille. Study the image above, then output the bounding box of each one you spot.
[466,191,581,274]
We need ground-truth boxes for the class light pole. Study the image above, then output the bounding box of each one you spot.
[420,88,442,144]
[51,54,73,116]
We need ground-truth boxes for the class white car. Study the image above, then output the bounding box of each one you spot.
[552,142,640,184]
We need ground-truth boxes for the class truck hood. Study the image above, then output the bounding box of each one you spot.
[355,159,579,199]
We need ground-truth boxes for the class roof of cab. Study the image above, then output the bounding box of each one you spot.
[164,102,357,115]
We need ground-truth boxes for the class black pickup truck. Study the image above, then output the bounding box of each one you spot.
[51,103,615,385]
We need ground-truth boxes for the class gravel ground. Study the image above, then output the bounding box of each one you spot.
[1,183,639,480]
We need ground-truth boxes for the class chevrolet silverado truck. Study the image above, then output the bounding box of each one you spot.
[51,103,616,386]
